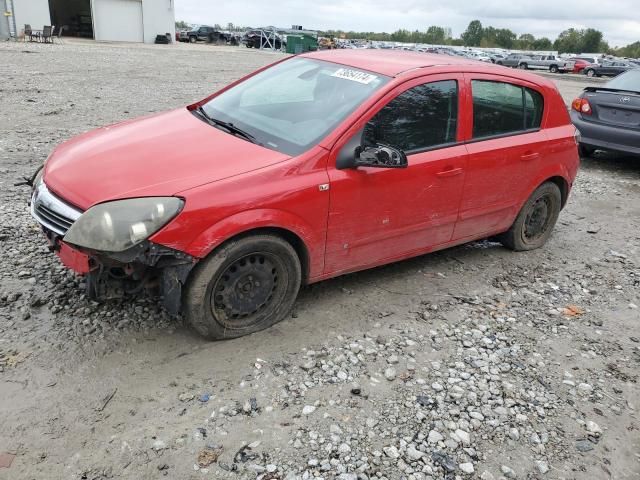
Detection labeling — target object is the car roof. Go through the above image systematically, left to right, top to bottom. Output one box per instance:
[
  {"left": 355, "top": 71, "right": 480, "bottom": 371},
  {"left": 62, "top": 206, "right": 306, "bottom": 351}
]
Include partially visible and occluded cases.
[{"left": 300, "top": 49, "right": 491, "bottom": 77}]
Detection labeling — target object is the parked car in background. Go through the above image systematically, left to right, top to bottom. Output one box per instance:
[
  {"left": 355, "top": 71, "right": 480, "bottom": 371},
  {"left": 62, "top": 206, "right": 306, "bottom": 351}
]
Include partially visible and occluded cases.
[
  {"left": 183, "top": 25, "right": 216, "bottom": 43},
  {"left": 243, "top": 30, "right": 283, "bottom": 49},
  {"left": 30, "top": 50, "right": 579, "bottom": 340},
  {"left": 465, "top": 51, "right": 492, "bottom": 62},
  {"left": 489, "top": 53, "right": 505, "bottom": 63},
  {"left": 497, "top": 54, "right": 532, "bottom": 67},
  {"left": 517, "top": 55, "right": 575, "bottom": 73},
  {"left": 573, "top": 56, "right": 600, "bottom": 65},
  {"left": 571, "top": 58, "right": 590, "bottom": 73},
  {"left": 583, "top": 60, "right": 637, "bottom": 77},
  {"left": 571, "top": 69, "right": 640, "bottom": 156}
]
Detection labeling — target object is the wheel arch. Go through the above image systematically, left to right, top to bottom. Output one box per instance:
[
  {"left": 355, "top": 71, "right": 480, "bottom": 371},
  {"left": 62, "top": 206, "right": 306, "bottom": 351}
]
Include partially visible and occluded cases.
[
  {"left": 545, "top": 175, "right": 569, "bottom": 208},
  {"left": 181, "top": 209, "right": 322, "bottom": 284}
]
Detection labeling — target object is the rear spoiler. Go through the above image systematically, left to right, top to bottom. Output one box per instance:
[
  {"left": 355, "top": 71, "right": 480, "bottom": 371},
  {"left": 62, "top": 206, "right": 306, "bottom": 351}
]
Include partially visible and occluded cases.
[{"left": 584, "top": 86, "right": 640, "bottom": 95}]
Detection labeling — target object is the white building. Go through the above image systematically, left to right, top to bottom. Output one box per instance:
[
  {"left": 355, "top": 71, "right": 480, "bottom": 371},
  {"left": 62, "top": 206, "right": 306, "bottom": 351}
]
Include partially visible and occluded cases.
[{"left": 4, "top": 0, "right": 175, "bottom": 43}]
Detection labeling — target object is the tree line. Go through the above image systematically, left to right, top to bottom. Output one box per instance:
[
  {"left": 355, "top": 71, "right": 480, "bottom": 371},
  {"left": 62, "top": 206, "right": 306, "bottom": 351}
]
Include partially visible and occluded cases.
[{"left": 320, "top": 20, "right": 638, "bottom": 56}]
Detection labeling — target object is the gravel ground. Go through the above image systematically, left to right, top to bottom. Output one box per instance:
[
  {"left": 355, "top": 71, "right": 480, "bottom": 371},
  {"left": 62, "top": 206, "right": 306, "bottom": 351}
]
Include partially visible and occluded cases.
[{"left": 0, "top": 40, "right": 639, "bottom": 480}]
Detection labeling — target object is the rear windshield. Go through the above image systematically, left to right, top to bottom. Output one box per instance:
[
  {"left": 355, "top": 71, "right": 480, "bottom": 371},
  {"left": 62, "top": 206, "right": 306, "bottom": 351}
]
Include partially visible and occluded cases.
[{"left": 605, "top": 69, "right": 640, "bottom": 93}]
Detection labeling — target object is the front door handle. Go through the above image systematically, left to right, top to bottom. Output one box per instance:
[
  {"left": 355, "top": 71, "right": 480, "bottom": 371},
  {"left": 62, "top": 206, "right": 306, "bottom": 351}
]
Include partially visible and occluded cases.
[
  {"left": 521, "top": 152, "right": 540, "bottom": 161},
  {"left": 436, "top": 167, "right": 463, "bottom": 178}
]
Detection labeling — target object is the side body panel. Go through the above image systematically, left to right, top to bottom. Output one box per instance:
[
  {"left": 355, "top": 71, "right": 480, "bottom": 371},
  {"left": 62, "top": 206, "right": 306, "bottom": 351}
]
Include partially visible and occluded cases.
[
  {"left": 453, "top": 73, "right": 566, "bottom": 240},
  {"left": 324, "top": 74, "right": 469, "bottom": 276},
  {"left": 151, "top": 147, "right": 331, "bottom": 280}
]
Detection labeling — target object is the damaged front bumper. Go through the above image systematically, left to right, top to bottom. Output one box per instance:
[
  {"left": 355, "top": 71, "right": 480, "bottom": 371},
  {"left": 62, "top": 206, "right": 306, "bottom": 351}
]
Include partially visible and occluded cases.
[
  {"left": 30, "top": 182, "right": 196, "bottom": 315},
  {"left": 46, "top": 232, "right": 195, "bottom": 315}
]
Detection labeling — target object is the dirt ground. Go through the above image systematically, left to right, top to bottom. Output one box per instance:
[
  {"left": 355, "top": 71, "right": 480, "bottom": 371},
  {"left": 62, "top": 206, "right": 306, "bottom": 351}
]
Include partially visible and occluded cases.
[{"left": 0, "top": 40, "right": 638, "bottom": 480}]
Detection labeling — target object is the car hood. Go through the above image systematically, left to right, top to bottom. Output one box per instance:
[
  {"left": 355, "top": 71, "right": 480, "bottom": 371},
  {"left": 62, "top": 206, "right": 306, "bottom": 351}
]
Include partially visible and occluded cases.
[{"left": 44, "top": 108, "right": 290, "bottom": 210}]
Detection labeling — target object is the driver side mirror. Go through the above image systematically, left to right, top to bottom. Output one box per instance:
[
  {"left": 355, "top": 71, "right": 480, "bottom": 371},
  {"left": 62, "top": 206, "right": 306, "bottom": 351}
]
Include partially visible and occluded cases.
[
  {"left": 336, "top": 127, "right": 408, "bottom": 170},
  {"left": 355, "top": 144, "right": 408, "bottom": 168}
]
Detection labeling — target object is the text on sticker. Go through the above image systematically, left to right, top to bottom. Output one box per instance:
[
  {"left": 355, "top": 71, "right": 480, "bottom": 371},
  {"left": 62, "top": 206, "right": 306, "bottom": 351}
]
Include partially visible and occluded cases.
[{"left": 331, "top": 68, "right": 378, "bottom": 84}]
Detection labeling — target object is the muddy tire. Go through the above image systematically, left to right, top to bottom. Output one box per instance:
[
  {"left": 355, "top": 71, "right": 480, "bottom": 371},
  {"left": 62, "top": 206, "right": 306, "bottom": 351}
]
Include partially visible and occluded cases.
[
  {"left": 498, "top": 182, "right": 561, "bottom": 251},
  {"left": 184, "top": 235, "right": 301, "bottom": 340}
]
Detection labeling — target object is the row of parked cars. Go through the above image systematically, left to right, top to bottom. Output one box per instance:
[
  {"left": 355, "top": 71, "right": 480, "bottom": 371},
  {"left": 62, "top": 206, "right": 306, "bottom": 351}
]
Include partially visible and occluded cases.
[
  {"left": 334, "top": 41, "right": 640, "bottom": 78},
  {"left": 498, "top": 53, "right": 640, "bottom": 77}
]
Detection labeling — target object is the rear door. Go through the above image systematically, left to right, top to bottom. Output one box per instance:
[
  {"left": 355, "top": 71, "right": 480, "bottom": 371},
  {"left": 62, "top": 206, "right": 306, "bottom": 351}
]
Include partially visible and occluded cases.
[{"left": 454, "top": 74, "right": 547, "bottom": 240}]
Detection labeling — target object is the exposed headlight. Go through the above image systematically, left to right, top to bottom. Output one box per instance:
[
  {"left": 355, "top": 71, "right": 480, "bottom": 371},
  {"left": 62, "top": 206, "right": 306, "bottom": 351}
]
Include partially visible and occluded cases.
[{"left": 64, "top": 197, "right": 184, "bottom": 252}]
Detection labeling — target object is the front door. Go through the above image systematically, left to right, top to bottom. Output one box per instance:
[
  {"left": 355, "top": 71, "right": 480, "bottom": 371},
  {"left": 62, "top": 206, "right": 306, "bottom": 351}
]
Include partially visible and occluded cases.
[
  {"left": 453, "top": 74, "right": 547, "bottom": 240},
  {"left": 325, "top": 75, "right": 468, "bottom": 275}
]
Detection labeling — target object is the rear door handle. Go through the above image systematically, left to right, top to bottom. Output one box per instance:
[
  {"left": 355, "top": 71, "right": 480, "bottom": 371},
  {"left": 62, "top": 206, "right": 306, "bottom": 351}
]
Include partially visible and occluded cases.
[
  {"left": 521, "top": 152, "right": 540, "bottom": 161},
  {"left": 436, "top": 167, "right": 463, "bottom": 178}
]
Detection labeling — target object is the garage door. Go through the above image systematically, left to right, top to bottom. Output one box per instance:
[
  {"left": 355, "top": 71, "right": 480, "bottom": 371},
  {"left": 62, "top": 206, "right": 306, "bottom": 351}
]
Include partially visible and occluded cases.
[{"left": 92, "top": 0, "right": 143, "bottom": 42}]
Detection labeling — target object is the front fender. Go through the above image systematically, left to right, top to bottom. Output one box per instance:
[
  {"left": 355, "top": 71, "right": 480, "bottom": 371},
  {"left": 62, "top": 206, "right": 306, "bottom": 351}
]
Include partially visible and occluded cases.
[{"left": 180, "top": 209, "right": 325, "bottom": 280}]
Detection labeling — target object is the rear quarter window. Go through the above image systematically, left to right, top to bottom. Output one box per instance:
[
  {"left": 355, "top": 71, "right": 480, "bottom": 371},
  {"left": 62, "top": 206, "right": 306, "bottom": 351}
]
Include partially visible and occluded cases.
[{"left": 472, "top": 80, "right": 544, "bottom": 138}]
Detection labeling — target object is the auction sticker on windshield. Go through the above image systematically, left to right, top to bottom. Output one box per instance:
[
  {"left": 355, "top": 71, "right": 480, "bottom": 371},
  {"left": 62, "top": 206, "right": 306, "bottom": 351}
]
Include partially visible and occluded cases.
[{"left": 331, "top": 68, "right": 378, "bottom": 84}]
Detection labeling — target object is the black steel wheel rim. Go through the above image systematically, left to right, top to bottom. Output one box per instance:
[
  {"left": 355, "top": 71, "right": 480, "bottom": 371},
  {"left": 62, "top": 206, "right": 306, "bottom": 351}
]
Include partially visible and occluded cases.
[
  {"left": 523, "top": 195, "right": 552, "bottom": 242},
  {"left": 210, "top": 252, "right": 285, "bottom": 329}
]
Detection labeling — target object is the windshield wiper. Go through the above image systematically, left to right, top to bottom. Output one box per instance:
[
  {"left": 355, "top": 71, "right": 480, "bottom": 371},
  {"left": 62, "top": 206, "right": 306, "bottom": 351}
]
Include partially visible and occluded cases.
[{"left": 195, "top": 106, "right": 261, "bottom": 145}]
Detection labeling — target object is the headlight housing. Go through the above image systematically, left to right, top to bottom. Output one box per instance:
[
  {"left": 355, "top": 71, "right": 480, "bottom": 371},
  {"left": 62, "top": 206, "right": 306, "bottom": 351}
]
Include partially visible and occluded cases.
[{"left": 64, "top": 197, "right": 184, "bottom": 252}]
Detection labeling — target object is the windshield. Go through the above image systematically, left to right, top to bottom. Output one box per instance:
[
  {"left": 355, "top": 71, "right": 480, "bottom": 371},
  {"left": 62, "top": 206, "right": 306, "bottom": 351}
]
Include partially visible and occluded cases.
[
  {"left": 201, "top": 58, "right": 389, "bottom": 155},
  {"left": 605, "top": 69, "right": 640, "bottom": 92}
]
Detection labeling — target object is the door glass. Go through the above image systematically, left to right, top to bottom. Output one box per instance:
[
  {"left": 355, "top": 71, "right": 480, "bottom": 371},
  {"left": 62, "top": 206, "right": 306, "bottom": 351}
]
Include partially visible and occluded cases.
[
  {"left": 363, "top": 80, "right": 458, "bottom": 152},
  {"left": 472, "top": 80, "right": 544, "bottom": 138}
]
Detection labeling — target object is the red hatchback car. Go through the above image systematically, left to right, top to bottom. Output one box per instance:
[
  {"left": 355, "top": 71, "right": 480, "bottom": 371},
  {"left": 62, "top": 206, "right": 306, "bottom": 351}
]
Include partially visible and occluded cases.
[{"left": 31, "top": 50, "right": 579, "bottom": 339}]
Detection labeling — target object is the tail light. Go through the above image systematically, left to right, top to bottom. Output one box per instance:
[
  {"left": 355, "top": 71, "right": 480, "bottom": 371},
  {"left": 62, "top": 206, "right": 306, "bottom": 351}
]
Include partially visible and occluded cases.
[{"left": 571, "top": 97, "right": 592, "bottom": 115}]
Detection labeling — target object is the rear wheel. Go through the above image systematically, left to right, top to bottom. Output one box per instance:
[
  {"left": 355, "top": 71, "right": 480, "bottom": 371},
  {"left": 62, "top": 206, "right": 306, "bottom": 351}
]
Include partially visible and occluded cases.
[
  {"left": 519, "top": 63, "right": 528, "bottom": 70},
  {"left": 586, "top": 69, "right": 595, "bottom": 77},
  {"left": 498, "top": 182, "right": 561, "bottom": 251},
  {"left": 184, "top": 235, "right": 301, "bottom": 340}
]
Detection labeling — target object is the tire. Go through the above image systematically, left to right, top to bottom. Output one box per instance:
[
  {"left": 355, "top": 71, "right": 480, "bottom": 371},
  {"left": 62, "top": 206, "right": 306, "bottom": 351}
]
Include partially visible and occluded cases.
[
  {"left": 189, "top": 36, "right": 196, "bottom": 43},
  {"left": 496, "top": 61, "right": 503, "bottom": 65},
  {"left": 519, "top": 63, "right": 528, "bottom": 70},
  {"left": 549, "top": 65, "right": 559, "bottom": 73},
  {"left": 586, "top": 69, "right": 595, "bottom": 77},
  {"left": 579, "top": 144, "right": 595, "bottom": 157},
  {"left": 498, "top": 182, "right": 562, "bottom": 251},
  {"left": 184, "top": 235, "right": 301, "bottom": 340}
]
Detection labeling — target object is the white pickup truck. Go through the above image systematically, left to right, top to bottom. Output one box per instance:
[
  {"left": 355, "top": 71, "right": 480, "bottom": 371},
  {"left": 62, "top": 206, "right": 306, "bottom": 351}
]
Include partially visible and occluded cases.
[{"left": 517, "top": 55, "right": 575, "bottom": 73}]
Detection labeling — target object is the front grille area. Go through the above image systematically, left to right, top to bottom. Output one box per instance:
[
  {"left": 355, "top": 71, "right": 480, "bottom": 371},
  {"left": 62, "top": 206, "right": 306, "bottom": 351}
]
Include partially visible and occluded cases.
[
  {"left": 31, "top": 181, "right": 82, "bottom": 236},
  {"left": 35, "top": 203, "right": 74, "bottom": 234}
]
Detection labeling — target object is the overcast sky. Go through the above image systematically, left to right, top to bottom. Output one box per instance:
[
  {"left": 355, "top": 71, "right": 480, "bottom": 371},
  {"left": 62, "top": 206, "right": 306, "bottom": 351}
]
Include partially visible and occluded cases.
[{"left": 175, "top": 0, "right": 639, "bottom": 48}]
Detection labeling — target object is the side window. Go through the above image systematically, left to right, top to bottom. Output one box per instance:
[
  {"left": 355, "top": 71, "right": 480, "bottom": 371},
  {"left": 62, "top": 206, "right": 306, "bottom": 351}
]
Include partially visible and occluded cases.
[
  {"left": 364, "top": 80, "right": 458, "bottom": 152},
  {"left": 471, "top": 80, "right": 544, "bottom": 138},
  {"left": 524, "top": 88, "right": 544, "bottom": 130}
]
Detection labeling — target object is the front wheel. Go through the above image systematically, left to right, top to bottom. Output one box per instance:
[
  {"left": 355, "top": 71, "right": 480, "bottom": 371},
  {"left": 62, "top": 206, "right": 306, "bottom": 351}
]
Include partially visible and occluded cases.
[
  {"left": 189, "top": 36, "right": 196, "bottom": 43},
  {"left": 519, "top": 63, "right": 528, "bottom": 70},
  {"left": 549, "top": 65, "right": 559, "bottom": 73},
  {"left": 586, "top": 69, "right": 595, "bottom": 77},
  {"left": 498, "top": 182, "right": 561, "bottom": 251},
  {"left": 184, "top": 235, "right": 301, "bottom": 340}
]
